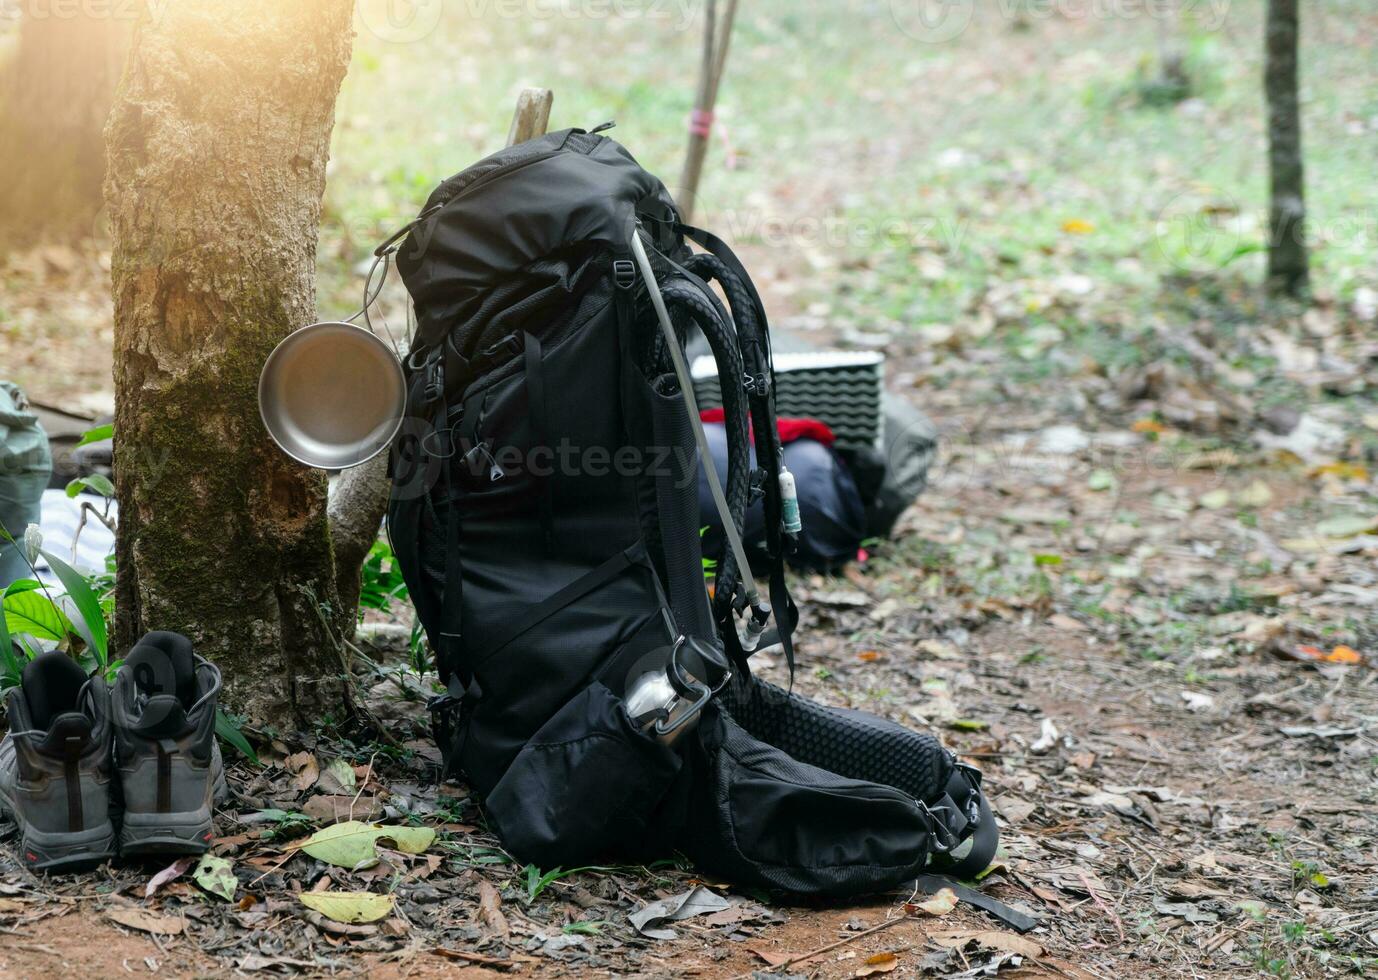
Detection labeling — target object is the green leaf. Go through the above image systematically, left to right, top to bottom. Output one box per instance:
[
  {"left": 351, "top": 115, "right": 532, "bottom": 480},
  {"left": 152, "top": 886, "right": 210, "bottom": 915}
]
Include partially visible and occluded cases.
[
  {"left": 75, "top": 423, "right": 113, "bottom": 449},
  {"left": 1087, "top": 469, "right": 1115, "bottom": 492},
  {"left": 65, "top": 474, "right": 115, "bottom": 499},
  {"left": 1198, "top": 489, "right": 1231, "bottom": 510},
  {"left": 1314, "top": 514, "right": 1377, "bottom": 539},
  {"left": 39, "top": 550, "right": 107, "bottom": 663},
  {"left": 1032, "top": 553, "right": 1062, "bottom": 566},
  {"left": 3, "top": 579, "right": 42, "bottom": 598},
  {"left": 3, "top": 589, "right": 72, "bottom": 642},
  {"left": 0, "top": 593, "right": 21, "bottom": 689},
  {"left": 215, "top": 709, "right": 259, "bottom": 764},
  {"left": 947, "top": 718, "right": 990, "bottom": 732},
  {"left": 321, "top": 757, "right": 357, "bottom": 793},
  {"left": 299, "top": 820, "right": 435, "bottom": 870},
  {"left": 193, "top": 854, "right": 238, "bottom": 901},
  {"left": 299, "top": 891, "right": 394, "bottom": 924}
]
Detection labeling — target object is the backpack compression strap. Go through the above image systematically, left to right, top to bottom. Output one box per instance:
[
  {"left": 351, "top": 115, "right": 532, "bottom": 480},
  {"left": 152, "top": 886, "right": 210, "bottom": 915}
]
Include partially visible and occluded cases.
[
  {"left": 674, "top": 224, "right": 800, "bottom": 676},
  {"left": 629, "top": 232, "right": 755, "bottom": 589}
]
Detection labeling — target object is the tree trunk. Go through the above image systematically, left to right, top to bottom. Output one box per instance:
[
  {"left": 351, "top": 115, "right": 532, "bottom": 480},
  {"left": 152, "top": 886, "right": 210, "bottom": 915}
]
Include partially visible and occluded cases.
[
  {"left": 105, "top": 0, "right": 355, "bottom": 727},
  {"left": 1264, "top": 0, "right": 1309, "bottom": 297},
  {"left": 0, "top": 9, "right": 131, "bottom": 248},
  {"left": 329, "top": 459, "right": 393, "bottom": 628}
]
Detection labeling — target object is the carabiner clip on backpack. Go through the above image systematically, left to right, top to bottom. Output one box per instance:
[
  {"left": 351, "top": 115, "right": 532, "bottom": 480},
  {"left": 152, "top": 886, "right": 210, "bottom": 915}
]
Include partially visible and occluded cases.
[{"left": 384, "top": 128, "right": 999, "bottom": 899}]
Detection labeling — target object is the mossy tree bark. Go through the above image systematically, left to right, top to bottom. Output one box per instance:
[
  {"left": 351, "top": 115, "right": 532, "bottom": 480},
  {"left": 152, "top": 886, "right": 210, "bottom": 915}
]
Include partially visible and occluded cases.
[
  {"left": 1264, "top": 0, "right": 1309, "bottom": 297},
  {"left": 105, "top": 1, "right": 356, "bottom": 727},
  {"left": 0, "top": 8, "right": 131, "bottom": 248}
]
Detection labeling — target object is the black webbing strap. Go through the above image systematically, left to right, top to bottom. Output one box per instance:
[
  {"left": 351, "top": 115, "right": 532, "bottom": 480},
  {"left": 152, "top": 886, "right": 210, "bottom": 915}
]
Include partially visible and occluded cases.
[
  {"left": 523, "top": 331, "right": 555, "bottom": 550},
  {"left": 648, "top": 372, "right": 719, "bottom": 644},
  {"left": 438, "top": 392, "right": 464, "bottom": 689},
  {"left": 479, "top": 544, "right": 643, "bottom": 657},
  {"left": 431, "top": 673, "right": 481, "bottom": 781},
  {"left": 63, "top": 736, "right": 85, "bottom": 831},
  {"left": 929, "top": 765, "right": 1000, "bottom": 881},
  {"left": 912, "top": 874, "right": 1042, "bottom": 934}
]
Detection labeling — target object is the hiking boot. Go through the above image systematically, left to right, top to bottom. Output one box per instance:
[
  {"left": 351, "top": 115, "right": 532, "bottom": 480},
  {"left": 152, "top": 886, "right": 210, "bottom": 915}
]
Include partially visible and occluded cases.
[
  {"left": 112, "top": 631, "right": 225, "bottom": 856},
  {"left": 0, "top": 652, "right": 116, "bottom": 871}
]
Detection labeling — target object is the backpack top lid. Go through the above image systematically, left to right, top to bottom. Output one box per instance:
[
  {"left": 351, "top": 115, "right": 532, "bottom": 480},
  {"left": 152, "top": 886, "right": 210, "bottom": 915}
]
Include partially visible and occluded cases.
[{"left": 397, "top": 128, "right": 680, "bottom": 352}]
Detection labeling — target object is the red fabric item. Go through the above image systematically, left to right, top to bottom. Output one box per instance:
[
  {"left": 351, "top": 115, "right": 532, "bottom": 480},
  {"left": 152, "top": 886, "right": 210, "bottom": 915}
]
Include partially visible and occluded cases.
[{"left": 699, "top": 408, "right": 836, "bottom": 447}]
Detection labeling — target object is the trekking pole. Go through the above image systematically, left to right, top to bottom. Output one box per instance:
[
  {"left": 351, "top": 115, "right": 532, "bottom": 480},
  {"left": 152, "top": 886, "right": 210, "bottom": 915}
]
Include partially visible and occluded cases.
[{"left": 628, "top": 232, "right": 769, "bottom": 649}]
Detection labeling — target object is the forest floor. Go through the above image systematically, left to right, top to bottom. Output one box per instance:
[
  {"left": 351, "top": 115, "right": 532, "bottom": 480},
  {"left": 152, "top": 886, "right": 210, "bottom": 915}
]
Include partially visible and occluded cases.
[
  {"left": 2, "top": 3, "right": 1378, "bottom": 978},
  {"left": 1, "top": 251, "right": 1376, "bottom": 980}
]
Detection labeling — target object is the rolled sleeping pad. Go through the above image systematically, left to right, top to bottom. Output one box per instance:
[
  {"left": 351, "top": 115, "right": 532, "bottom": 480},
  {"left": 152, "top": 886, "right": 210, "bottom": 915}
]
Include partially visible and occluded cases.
[
  {"left": 0, "top": 383, "right": 53, "bottom": 589},
  {"left": 697, "top": 420, "right": 865, "bottom": 570}
]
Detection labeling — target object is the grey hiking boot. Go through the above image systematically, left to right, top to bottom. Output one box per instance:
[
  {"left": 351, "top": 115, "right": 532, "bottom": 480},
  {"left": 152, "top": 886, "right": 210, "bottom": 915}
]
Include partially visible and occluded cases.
[
  {"left": 112, "top": 631, "right": 226, "bottom": 856},
  {"left": 0, "top": 652, "right": 116, "bottom": 872}
]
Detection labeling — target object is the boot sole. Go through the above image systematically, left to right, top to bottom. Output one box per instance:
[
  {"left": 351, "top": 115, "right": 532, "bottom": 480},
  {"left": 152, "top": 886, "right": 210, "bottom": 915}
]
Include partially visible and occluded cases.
[{"left": 21, "top": 821, "right": 118, "bottom": 872}]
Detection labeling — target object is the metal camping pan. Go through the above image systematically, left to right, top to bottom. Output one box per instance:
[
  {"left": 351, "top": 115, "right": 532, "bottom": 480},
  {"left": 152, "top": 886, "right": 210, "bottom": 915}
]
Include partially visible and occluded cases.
[{"left": 257, "top": 321, "right": 406, "bottom": 469}]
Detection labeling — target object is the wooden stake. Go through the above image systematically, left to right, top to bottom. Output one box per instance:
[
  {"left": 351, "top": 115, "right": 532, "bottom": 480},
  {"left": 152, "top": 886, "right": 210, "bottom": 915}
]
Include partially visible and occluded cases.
[
  {"left": 678, "top": 0, "right": 739, "bottom": 222},
  {"left": 506, "top": 87, "right": 554, "bottom": 147}
]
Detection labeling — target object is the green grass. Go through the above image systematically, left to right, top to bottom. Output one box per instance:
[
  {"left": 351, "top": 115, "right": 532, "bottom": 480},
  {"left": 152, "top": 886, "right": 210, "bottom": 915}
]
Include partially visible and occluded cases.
[{"left": 317, "top": 0, "right": 1378, "bottom": 391}]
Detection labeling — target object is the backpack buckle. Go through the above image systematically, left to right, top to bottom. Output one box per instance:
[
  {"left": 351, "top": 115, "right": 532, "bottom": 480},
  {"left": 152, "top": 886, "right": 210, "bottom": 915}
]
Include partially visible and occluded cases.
[
  {"left": 613, "top": 259, "right": 637, "bottom": 289},
  {"left": 417, "top": 349, "right": 444, "bottom": 406},
  {"left": 917, "top": 797, "right": 960, "bottom": 854}
]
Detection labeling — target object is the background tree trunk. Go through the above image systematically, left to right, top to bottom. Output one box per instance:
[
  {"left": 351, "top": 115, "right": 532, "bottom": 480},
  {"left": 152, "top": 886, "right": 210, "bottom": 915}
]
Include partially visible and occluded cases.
[
  {"left": 105, "top": 0, "right": 355, "bottom": 727},
  {"left": 1264, "top": 0, "right": 1309, "bottom": 296},
  {"left": 0, "top": 8, "right": 131, "bottom": 248}
]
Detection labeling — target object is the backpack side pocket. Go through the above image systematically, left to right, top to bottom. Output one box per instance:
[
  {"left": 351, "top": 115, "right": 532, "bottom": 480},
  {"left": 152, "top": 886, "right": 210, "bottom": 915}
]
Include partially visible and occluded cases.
[{"left": 485, "top": 681, "right": 683, "bottom": 868}]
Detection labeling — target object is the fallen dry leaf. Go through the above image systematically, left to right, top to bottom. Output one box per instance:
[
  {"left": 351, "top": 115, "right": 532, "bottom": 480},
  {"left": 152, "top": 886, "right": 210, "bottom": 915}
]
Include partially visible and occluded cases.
[
  {"left": 1294, "top": 644, "right": 1364, "bottom": 665},
  {"left": 284, "top": 751, "right": 319, "bottom": 793},
  {"left": 301, "top": 794, "right": 385, "bottom": 823},
  {"left": 144, "top": 856, "right": 195, "bottom": 898},
  {"left": 478, "top": 880, "right": 510, "bottom": 940},
  {"left": 908, "top": 887, "right": 958, "bottom": 916},
  {"left": 300, "top": 891, "right": 394, "bottom": 924},
  {"left": 107, "top": 907, "right": 185, "bottom": 936},
  {"left": 930, "top": 929, "right": 1044, "bottom": 958},
  {"left": 747, "top": 946, "right": 797, "bottom": 967},
  {"left": 856, "top": 950, "right": 899, "bottom": 976}
]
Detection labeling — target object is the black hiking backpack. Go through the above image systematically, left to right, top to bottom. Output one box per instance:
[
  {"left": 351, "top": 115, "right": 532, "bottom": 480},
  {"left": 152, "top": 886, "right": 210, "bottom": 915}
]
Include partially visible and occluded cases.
[{"left": 385, "top": 127, "right": 997, "bottom": 896}]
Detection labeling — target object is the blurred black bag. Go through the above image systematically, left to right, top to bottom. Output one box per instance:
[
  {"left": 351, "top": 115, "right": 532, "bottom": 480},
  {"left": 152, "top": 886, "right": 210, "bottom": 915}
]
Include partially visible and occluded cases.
[{"left": 385, "top": 127, "right": 997, "bottom": 895}]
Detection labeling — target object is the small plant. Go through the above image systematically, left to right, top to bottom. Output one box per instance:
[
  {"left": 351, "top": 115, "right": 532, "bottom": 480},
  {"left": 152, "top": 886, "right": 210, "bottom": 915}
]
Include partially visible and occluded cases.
[
  {"left": 0, "top": 524, "right": 111, "bottom": 685},
  {"left": 358, "top": 539, "right": 409, "bottom": 614},
  {"left": 256, "top": 808, "right": 315, "bottom": 842},
  {"left": 520, "top": 864, "right": 608, "bottom": 904},
  {"left": 562, "top": 920, "right": 607, "bottom": 936}
]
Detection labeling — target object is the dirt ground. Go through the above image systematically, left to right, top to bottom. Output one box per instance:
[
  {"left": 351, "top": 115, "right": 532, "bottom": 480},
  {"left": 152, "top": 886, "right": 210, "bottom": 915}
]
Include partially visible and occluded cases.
[{"left": 2, "top": 228, "right": 1375, "bottom": 979}]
